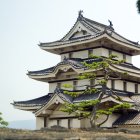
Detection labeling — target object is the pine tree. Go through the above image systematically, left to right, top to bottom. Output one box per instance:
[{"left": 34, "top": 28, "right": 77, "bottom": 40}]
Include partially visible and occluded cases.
[
  {"left": 137, "top": 0, "right": 140, "bottom": 13},
  {"left": 61, "top": 55, "right": 132, "bottom": 128},
  {"left": 0, "top": 112, "right": 8, "bottom": 127}
]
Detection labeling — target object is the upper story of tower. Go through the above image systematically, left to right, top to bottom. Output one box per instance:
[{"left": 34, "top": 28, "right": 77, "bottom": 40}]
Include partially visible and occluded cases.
[{"left": 39, "top": 11, "right": 140, "bottom": 64}]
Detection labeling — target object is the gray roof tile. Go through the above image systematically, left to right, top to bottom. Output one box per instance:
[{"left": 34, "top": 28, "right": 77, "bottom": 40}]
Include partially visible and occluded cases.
[{"left": 113, "top": 112, "right": 140, "bottom": 125}]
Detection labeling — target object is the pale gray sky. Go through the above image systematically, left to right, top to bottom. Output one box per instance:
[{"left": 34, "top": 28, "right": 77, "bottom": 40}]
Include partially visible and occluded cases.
[{"left": 0, "top": 0, "right": 140, "bottom": 122}]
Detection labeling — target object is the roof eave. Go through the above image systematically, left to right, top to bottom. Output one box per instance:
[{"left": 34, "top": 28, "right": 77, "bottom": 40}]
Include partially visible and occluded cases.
[
  {"left": 39, "top": 33, "right": 140, "bottom": 55},
  {"left": 12, "top": 104, "right": 41, "bottom": 111}
]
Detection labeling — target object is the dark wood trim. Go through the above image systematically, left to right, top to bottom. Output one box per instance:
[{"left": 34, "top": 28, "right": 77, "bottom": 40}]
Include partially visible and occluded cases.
[
  {"left": 60, "top": 45, "right": 132, "bottom": 56},
  {"left": 49, "top": 76, "right": 140, "bottom": 85},
  {"left": 48, "top": 78, "right": 77, "bottom": 83},
  {"left": 111, "top": 80, "right": 115, "bottom": 90},
  {"left": 123, "top": 81, "right": 127, "bottom": 92},
  {"left": 135, "top": 83, "right": 138, "bottom": 93},
  {"left": 49, "top": 116, "right": 78, "bottom": 120},
  {"left": 44, "top": 117, "right": 47, "bottom": 127}
]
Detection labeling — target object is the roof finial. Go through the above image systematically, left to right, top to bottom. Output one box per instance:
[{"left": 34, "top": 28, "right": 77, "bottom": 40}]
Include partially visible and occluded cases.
[
  {"left": 78, "top": 10, "right": 83, "bottom": 19},
  {"left": 108, "top": 20, "right": 113, "bottom": 28}
]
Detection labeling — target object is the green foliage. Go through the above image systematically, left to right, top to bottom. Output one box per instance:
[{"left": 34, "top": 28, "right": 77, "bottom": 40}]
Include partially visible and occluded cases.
[
  {"left": 137, "top": 0, "right": 140, "bottom": 13},
  {"left": 89, "top": 54, "right": 100, "bottom": 59},
  {"left": 109, "top": 54, "right": 118, "bottom": 59},
  {"left": 61, "top": 55, "right": 131, "bottom": 128},
  {"left": 78, "top": 73, "right": 96, "bottom": 80},
  {"left": 98, "top": 79, "right": 107, "bottom": 85},
  {"left": 62, "top": 84, "right": 73, "bottom": 88},
  {"left": 84, "top": 88, "right": 99, "bottom": 94},
  {"left": 64, "top": 91, "right": 82, "bottom": 97},
  {"left": 61, "top": 100, "right": 100, "bottom": 117},
  {"left": 108, "top": 103, "right": 132, "bottom": 112},
  {"left": 0, "top": 112, "right": 8, "bottom": 127}
]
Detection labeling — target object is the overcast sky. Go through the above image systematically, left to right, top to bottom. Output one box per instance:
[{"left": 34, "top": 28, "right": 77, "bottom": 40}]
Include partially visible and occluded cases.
[{"left": 0, "top": 0, "right": 140, "bottom": 122}]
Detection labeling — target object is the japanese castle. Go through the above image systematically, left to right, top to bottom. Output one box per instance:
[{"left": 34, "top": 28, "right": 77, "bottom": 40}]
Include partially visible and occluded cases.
[{"left": 12, "top": 12, "right": 140, "bottom": 129}]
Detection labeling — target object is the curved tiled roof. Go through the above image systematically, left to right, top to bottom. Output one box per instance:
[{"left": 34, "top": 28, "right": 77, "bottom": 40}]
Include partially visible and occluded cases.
[
  {"left": 39, "top": 15, "right": 140, "bottom": 49},
  {"left": 27, "top": 57, "right": 140, "bottom": 76},
  {"left": 27, "top": 58, "right": 86, "bottom": 76},
  {"left": 12, "top": 88, "right": 140, "bottom": 109},
  {"left": 13, "top": 94, "right": 52, "bottom": 107},
  {"left": 113, "top": 112, "right": 140, "bottom": 126}
]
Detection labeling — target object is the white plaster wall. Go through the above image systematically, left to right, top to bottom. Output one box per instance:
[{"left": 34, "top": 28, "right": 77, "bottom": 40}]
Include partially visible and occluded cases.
[
  {"left": 73, "top": 31, "right": 84, "bottom": 38},
  {"left": 93, "top": 48, "right": 102, "bottom": 56},
  {"left": 101, "top": 48, "right": 109, "bottom": 57},
  {"left": 72, "top": 50, "right": 88, "bottom": 59},
  {"left": 112, "top": 51, "right": 123, "bottom": 60},
  {"left": 61, "top": 53, "right": 69, "bottom": 61},
  {"left": 126, "top": 55, "right": 132, "bottom": 63},
  {"left": 77, "top": 79, "right": 90, "bottom": 90},
  {"left": 107, "top": 80, "right": 111, "bottom": 88},
  {"left": 115, "top": 80, "right": 123, "bottom": 90},
  {"left": 127, "top": 82, "right": 135, "bottom": 92},
  {"left": 49, "top": 83, "right": 57, "bottom": 93},
  {"left": 138, "top": 84, "right": 140, "bottom": 94},
  {"left": 51, "top": 111, "right": 70, "bottom": 117},
  {"left": 101, "top": 113, "right": 120, "bottom": 127},
  {"left": 36, "top": 117, "right": 44, "bottom": 130},
  {"left": 71, "top": 118, "right": 81, "bottom": 128},
  {"left": 81, "top": 118, "right": 91, "bottom": 128},
  {"left": 60, "top": 119, "right": 68, "bottom": 128},
  {"left": 48, "top": 120, "right": 57, "bottom": 128}
]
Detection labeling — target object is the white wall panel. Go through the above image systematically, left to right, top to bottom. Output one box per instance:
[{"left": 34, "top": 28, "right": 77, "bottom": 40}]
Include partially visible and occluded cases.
[
  {"left": 72, "top": 50, "right": 88, "bottom": 58},
  {"left": 115, "top": 80, "right": 123, "bottom": 90},
  {"left": 127, "top": 82, "right": 135, "bottom": 92},
  {"left": 36, "top": 117, "right": 44, "bottom": 130}
]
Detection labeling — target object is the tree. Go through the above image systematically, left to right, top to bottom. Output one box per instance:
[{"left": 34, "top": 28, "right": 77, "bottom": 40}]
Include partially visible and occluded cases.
[
  {"left": 137, "top": 0, "right": 140, "bottom": 13},
  {"left": 61, "top": 55, "right": 132, "bottom": 128},
  {"left": 0, "top": 112, "right": 8, "bottom": 127}
]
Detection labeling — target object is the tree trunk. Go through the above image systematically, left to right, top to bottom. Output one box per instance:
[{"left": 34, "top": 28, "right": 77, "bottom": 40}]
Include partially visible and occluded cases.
[
  {"left": 90, "top": 105, "right": 98, "bottom": 129},
  {"left": 98, "top": 114, "right": 109, "bottom": 127}
]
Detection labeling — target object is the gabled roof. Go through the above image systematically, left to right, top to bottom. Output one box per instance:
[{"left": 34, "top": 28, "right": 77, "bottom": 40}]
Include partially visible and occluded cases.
[
  {"left": 39, "top": 13, "right": 140, "bottom": 55},
  {"left": 60, "top": 13, "right": 114, "bottom": 41},
  {"left": 27, "top": 57, "right": 140, "bottom": 81},
  {"left": 27, "top": 58, "right": 85, "bottom": 76},
  {"left": 12, "top": 88, "right": 140, "bottom": 112},
  {"left": 12, "top": 94, "right": 52, "bottom": 111}
]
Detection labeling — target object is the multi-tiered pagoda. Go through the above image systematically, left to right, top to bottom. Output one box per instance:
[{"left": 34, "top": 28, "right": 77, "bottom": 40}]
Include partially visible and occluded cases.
[{"left": 12, "top": 12, "right": 140, "bottom": 129}]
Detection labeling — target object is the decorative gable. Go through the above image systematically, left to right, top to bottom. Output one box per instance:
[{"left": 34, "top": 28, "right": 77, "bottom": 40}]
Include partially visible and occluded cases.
[{"left": 62, "top": 21, "right": 95, "bottom": 41}]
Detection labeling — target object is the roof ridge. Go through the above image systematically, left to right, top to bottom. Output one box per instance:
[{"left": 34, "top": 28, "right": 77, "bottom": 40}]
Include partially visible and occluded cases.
[
  {"left": 83, "top": 17, "right": 113, "bottom": 30},
  {"left": 112, "top": 30, "right": 139, "bottom": 46}
]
